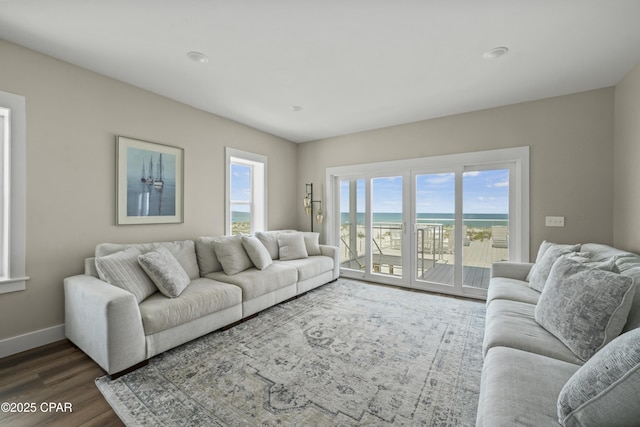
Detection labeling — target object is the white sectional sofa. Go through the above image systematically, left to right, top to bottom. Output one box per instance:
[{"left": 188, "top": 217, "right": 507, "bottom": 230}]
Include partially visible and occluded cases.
[
  {"left": 64, "top": 231, "right": 339, "bottom": 377},
  {"left": 477, "top": 241, "right": 640, "bottom": 426}
]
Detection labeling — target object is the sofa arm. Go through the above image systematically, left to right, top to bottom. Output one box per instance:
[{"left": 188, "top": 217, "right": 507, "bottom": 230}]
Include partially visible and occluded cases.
[
  {"left": 320, "top": 245, "right": 340, "bottom": 280},
  {"left": 490, "top": 261, "right": 534, "bottom": 281},
  {"left": 64, "top": 275, "right": 146, "bottom": 375}
]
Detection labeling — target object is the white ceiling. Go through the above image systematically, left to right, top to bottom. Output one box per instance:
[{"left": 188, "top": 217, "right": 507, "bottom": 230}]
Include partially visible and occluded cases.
[{"left": 1, "top": 1, "right": 640, "bottom": 143}]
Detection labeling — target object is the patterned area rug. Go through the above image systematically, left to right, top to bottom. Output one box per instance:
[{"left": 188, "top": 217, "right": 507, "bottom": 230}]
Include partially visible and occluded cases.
[{"left": 96, "top": 279, "right": 486, "bottom": 426}]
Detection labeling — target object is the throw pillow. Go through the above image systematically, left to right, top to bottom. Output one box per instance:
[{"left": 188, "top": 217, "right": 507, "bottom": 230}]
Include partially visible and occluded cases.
[
  {"left": 255, "top": 230, "right": 296, "bottom": 260},
  {"left": 278, "top": 232, "right": 308, "bottom": 261},
  {"left": 302, "top": 232, "right": 322, "bottom": 256},
  {"left": 212, "top": 235, "right": 254, "bottom": 275},
  {"left": 241, "top": 235, "right": 273, "bottom": 270},
  {"left": 195, "top": 237, "right": 224, "bottom": 276},
  {"left": 162, "top": 240, "right": 200, "bottom": 280},
  {"left": 527, "top": 245, "right": 576, "bottom": 292},
  {"left": 95, "top": 247, "right": 157, "bottom": 303},
  {"left": 138, "top": 247, "right": 190, "bottom": 298},
  {"left": 535, "top": 257, "right": 635, "bottom": 361},
  {"left": 557, "top": 328, "right": 640, "bottom": 427}
]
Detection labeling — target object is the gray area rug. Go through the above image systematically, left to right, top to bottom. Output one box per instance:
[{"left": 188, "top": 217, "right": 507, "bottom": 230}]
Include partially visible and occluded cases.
[{"left": 96, "top": 279, "right": 486, "bottom": 426}]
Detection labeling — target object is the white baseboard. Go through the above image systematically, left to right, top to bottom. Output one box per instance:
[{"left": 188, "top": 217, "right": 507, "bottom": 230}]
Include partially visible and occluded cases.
[{"left": 0, "top": 324, "right": 65, "bottom": 359}]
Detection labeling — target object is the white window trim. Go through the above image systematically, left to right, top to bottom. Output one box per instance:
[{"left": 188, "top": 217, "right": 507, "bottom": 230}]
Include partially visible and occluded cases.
[
  {"left": 0, "top": 90, "right": 28, "bottom": 294},
  {"left": 326, "top": 146, "right": 530, "bottom": 263},
  {"left": 225, "top": 147, "right": 267, "bottom": 235}
]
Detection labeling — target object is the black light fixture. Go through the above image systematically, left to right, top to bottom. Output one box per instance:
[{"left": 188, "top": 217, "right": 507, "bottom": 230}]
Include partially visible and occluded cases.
[{"left": 304, "top": 183, "right": 324, "bottom": 232}]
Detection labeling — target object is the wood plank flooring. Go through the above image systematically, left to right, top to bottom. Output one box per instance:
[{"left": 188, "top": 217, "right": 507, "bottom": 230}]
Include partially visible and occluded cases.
[{"left": 0, "top": 340, "right": 122, "bottom": 427}]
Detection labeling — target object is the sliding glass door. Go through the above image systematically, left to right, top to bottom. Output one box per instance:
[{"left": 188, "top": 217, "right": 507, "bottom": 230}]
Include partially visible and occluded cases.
[
  {"left": 329, "top": 147, "right": 528, "bottom": 300},
  {"left": 339, "top": 174, "right": 409, "bottom": 286}
]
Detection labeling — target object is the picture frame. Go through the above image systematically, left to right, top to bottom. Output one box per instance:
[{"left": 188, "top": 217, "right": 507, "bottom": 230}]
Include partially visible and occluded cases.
[{"left": 116, "top": 136, "right": 184, "bottom": 225}]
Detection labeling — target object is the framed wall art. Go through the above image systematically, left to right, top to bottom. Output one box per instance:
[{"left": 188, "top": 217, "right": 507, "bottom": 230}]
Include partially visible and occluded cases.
[{"left": 116, "top": 136, "right": 184, "bottom": 225}]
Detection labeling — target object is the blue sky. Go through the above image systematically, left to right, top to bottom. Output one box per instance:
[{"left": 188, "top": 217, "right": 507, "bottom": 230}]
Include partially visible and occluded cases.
[{"left": 341, "top": 169, "right": 509, "bottom": 214}]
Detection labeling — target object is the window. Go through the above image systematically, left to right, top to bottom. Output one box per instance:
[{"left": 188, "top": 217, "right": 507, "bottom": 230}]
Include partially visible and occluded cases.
[
  {"left": 0, "top": 90, "right": 28, "bottom": 294},
  {"left": 225, "top": 147, "right": 267, "bottom": 235},
  {"left": 327, "top": 147, "right": 529, "bottom": 299}
]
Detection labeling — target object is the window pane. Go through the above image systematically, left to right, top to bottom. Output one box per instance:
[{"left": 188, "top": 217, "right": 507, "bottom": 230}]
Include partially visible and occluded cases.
[
  {"left": 230, "top": 163, "right": 252, "bottom": 235},
  {"left": 462, "top": 169, "right": 510, "bottom": 289},
  {"left": 415, "top": 173, "right": 455, "bottom": 285},
  {"left": 371, "top": 176, "right": 403, "bottom": 277},
  {"left": 339, "top": 179, "right": 365, "bottom": 271},
  {"left": 231, "top": 203, "right": 251, "bottom": 235}
]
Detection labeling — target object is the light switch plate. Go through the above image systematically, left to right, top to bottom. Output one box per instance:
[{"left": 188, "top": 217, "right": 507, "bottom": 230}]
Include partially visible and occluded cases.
[{"left": 545, "top": 216, "right": 565, "bottom": 227}]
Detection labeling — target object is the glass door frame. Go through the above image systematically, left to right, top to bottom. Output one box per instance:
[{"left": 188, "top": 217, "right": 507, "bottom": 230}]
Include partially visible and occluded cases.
[
  {"left": 325, "top": 147, "right": 529, "bottom": 300},
  {"left": 336, "top": 172, "right": 411, "bottom": 288}
]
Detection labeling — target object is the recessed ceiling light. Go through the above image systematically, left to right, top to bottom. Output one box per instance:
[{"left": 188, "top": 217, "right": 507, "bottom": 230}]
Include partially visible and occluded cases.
[
  {"left": 483, "top": 46, "right": 509, "bottom": 60},
  {"left": 186, "top": 51, "right": 209, "bottom": 64},
  {"left": 290, "top": 105, "right": 303, "bottom": 112}
]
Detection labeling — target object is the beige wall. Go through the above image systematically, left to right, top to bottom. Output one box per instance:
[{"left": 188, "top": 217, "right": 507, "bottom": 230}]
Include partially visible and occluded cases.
[
  {"left": 0, "top": 34, "right": 627, "bottom": 349},
  {"left": 0, "top": 39, "right": 298, "bottom": 342},
  {"left": 614, "top": 64, "right": 640, "bottom": 252},
  {"left": 298, "top": 88, "right": 615, "bottom": 258}
]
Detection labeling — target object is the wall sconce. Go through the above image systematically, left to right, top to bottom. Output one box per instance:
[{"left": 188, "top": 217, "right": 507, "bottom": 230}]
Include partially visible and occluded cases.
[{"left": 304, "top": 183, "right": 324, "bottom": 232}]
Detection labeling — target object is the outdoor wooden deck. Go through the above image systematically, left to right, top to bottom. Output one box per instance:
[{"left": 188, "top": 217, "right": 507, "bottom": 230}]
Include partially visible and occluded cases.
[{"left": 340, "top": 239, "right": 508, "bottom": 290}]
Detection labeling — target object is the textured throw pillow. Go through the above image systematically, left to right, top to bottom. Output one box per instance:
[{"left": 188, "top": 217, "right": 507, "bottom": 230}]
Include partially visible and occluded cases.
[
  {"left": 255, "top": 230, "right": 295, "bottom": 260},
  {"left": 278, "top": 232, "right": 308, "bottom": 261},
  {"left": 302, "top": 232, "right": 322, "bottom": 256},
  {"left": 212, "top": 235, "right": 254, "bottom": 275},
  {"left": 241, "top": 235, "right": 273, "bottom": 270},
  {"left": 195, "top": 237, "right": 224, "bottom": 276},
  {"left": 162, "top": 240, "right": 200, "bottom": 280},
  {"left": 527, "top": 246, "right": 576, "bottom": 292},
  {"left": 95, "top": 247, "right": 157, "bottom": 303},
  {"left": 138, "top": 247, "right": 190, "bottom": 298},
  {"left": 535, "top": 257, "right": 635, "bottom": 361},
  {"left": 557, "top": 328, "right": 640, "bottom": 427}
]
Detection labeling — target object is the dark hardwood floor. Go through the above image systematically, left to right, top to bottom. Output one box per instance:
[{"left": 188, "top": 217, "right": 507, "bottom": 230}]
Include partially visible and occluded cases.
[{"left": 0, "top": 340, "right": 123, "bottom": 427}]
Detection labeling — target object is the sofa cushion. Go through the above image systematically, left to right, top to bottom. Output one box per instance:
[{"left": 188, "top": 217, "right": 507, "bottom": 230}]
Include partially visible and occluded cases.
[
  {"left": 255, "top": 230, "right": 296, "bottom": 260},
  {"left": 278, "top": 232, "right": 308, "bottom": 261},
  {"left": 302, "top": 232, "right": 322, "bottom": 256},
  {"left": 211, "top": 235, "right": 254, "bottom": 275},
  {"left": 241, "top": 235, "right": 273, "bottom": 270},
  {"left": 96, "top": 240, "right": 200, "bottom": 280},
  {"left": 533, "top": 240, "right": 581, "bottom": 263},
  {"left": 580, "top": 243, "right": 636, "bottom": 262},
  {"left": 527, "top": 245, "right": 576, "bottom": 292},
  {"left": 95, "top": 247, "right": 157, "bottom": 303},
  {"left": 138, "top": 247, "right": 190, "bottom": 298},
  {"left": 275, "top": 255, "right": 334, "bottom": 282},
  {"left": 535, "top": 257, "right": 635, "bottom": 361},
  {"left": 205, "top": 263, "right": 297, "bottom": 301},
  {"left": 486, "top": 277, "right": 540, "bottom": 305},
  {"left": 139, "top": 278, "right": 241, "bottom": 335},
  {"left": 484, "top": 299, "right": 583, "bottom": 364},
  {"left": 557, "top": 328, "right": 640, "bottom": 427},
  {"left": 477, "top": 346, "right": 579, "bottom": 427}
]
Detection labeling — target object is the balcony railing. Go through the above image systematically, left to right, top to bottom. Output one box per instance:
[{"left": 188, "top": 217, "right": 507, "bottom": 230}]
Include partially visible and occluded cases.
[{"left": 340, "top": 221, "right": 509, "bottom": 289}]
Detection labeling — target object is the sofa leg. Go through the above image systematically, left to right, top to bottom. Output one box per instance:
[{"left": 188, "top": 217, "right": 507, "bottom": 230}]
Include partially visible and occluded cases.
[{"left": 109, "top": 360, "right": 149, "bottom": 380}]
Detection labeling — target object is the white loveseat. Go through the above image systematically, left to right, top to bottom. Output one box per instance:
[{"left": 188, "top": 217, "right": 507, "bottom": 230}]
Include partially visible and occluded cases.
[
  {"left": 64, "top": 231, "right": 339, "bottom": 377},
  {"left": 476, "top": 242, "right": 640, "bottom": 426}
]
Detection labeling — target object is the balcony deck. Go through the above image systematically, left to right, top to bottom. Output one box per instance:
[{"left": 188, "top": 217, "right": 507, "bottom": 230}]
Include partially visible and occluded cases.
[{"left": 340, "top": 238, "right": 508, "bottom": 290}]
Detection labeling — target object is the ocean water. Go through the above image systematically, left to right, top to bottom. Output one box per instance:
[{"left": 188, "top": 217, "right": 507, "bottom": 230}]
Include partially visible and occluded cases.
[
  {"left": 230, "top": 211, "right": 508, "bottom": 228},
  {"left": 231, "top": 211, "right": 251, "bottom": 223},
  {"left": 341, "top": 212, "right": 508, "bottom": 228}
]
